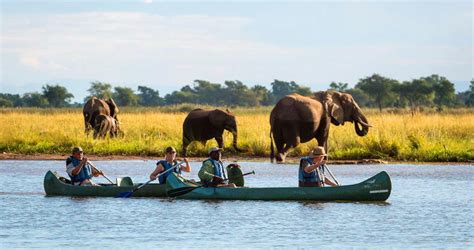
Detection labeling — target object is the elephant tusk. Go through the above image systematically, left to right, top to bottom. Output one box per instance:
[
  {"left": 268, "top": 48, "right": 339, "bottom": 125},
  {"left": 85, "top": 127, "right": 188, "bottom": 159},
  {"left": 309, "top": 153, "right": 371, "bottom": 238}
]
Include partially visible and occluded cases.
[{"left": 356, "top": 119, "right": 372, "bottom": 127}]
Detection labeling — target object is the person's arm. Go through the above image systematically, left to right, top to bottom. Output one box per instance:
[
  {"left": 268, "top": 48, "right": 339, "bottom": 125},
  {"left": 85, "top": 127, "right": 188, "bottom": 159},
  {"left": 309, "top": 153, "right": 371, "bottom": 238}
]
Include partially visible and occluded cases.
[
  {"left": 69, "top": 157, "right": 88, "bottom": 176},
  {"left": 179, "top": 158, "right": 191, "bottom": 172},
  {"left": 304, "top": 159, "right": 323, "bottom": 173},
  {"left": 198, "top": 161, "right": 215, "bottom": 182},
  {"left": 89, "top": 162, "right": 103, "bottom": 177},
  {"left": 150, "top": 163, "right": 165, "bottom": 180},
  {"left": 324, "top": 177, "right": 338, "bottom": 187}
]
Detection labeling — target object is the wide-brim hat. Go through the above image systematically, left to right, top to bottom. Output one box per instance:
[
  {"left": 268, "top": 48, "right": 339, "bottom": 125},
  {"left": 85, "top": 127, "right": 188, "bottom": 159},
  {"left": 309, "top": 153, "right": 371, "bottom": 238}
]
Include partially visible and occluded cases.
[
  {"left": 72, "top": 146, "right": 83, "bottom": 154},
  {"left": 165, "top": 146, "right": 177, "bottom": 153},
  {"left": 308, "top": 146, "right": 327, "bottom": 158},
  {"left": 208, "top": 147, "right": 223, "bottom": 154}
]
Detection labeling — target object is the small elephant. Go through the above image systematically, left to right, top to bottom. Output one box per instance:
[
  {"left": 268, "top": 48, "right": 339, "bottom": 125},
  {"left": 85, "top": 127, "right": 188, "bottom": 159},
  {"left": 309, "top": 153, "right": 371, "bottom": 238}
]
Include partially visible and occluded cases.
[
  {"left": 270, "top": 91, "right": 371, "bottom": 162},
  {"left": 83, "top": 96, "right": 119, "bottom": 135},
  {"left": 182, "top": 108, "right": 241, "bottom": 156},
  {"left": 93, "top": 114, "right": 118, "bottom": 139}
]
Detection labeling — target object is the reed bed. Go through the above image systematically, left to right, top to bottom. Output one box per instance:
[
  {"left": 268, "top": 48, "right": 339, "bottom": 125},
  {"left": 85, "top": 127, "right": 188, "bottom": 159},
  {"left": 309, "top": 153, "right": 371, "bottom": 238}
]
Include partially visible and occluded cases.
[{"left": 0, "top": 107, "right": 472, "bottom": 162}]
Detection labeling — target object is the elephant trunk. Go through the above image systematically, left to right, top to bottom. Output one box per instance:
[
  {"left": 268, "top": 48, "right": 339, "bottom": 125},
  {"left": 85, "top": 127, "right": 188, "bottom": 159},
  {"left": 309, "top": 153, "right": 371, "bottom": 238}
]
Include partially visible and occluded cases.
[{"left": 354, "top": 109, "right": 370, "bottom": 136}]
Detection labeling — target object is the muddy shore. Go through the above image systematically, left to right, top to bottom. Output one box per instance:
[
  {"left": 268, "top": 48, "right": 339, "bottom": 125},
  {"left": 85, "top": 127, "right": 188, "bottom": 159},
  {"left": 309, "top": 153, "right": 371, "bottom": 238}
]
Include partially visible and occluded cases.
[{"left": 1, "top": 152, "right": 472, "bottom": 165}]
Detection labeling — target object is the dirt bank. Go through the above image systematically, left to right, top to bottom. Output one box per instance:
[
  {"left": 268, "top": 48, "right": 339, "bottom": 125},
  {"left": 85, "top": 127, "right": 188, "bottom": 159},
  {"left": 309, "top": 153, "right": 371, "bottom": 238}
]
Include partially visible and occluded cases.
[{"left": 1, "top": 152, "right": 472, "bottom": 165}]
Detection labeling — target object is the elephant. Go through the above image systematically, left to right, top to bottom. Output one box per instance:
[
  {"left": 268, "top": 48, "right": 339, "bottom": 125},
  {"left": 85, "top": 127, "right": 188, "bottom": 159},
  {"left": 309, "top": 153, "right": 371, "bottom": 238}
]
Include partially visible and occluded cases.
[
  {"left": 270, "top": 91, "right": 371, "bottom": 162},
  {"left": 83, "top": 96, "right": 119, "bottom": 136},
  {"left": 182, "top": 108, "right": 242, "bottom": 156},
  {"left": 93, "top": 114, "right": 118, "bottom": 139}
]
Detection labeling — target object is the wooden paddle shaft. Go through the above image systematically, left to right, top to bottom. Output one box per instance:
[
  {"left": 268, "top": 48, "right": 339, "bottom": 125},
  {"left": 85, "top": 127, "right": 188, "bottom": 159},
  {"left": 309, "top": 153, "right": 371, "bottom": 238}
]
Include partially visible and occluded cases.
[
  {"left": 87, "top": 161, "right": 114, "bottom": 184},
  {"left": 133, "top": 161, "right": 184, "bottom": 191}
]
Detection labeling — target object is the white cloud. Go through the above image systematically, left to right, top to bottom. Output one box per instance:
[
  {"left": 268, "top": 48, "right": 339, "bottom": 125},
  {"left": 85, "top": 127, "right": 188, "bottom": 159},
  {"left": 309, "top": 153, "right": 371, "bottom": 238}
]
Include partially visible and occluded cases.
[{"left": 1, "top": 8, "right": 471, "bottom": 95}]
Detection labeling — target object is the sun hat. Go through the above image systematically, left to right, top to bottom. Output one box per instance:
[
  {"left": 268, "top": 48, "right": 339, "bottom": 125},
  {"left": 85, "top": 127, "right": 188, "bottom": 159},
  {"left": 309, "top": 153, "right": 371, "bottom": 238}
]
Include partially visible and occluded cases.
[
  {"left": 72, "top": 146, "right": 83, "bottom": 154},
  {"left": 165, "top": 146, "right": 177, "bottom": 153},
  {"left": 308, "top": 146, "right": 327, "bottom": 158},
  {"left": 208, "top": 147, "right": 223, "bottom": 154}
]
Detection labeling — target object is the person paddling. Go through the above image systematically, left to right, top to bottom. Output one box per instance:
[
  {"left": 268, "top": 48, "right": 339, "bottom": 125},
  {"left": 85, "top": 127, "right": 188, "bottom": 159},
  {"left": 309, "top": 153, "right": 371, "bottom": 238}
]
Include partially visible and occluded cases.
[
  {"left": 66, "top": 146, "right": 103, "bottom": 186},
  {"left": 150, "top": 146, "right": 191, "bottom": 184},
  {"left": 299, "top": 146, "right": 338, "bottom": 187},
  {"left": 198, "top": 147, "right": 236, "bottom": 188}
]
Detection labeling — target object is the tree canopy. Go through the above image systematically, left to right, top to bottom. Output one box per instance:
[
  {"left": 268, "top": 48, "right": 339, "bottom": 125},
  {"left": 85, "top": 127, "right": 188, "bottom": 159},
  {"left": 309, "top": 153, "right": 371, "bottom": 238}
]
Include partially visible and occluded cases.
[{"left": 0, "top": 75, "right": 471, "bottom": 109}]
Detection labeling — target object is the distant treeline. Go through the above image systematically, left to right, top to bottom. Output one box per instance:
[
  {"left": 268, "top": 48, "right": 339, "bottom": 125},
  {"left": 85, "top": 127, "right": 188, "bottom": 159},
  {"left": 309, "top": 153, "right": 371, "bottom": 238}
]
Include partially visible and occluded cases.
[{"left": 1, "top": 74, "right": 474, "bottom": 112}]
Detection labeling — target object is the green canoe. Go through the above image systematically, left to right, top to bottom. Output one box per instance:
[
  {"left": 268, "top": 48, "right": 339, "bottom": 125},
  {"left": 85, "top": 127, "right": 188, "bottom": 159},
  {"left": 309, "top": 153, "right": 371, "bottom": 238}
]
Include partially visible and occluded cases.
[
  {"left": 43, "top": 170, "right": 167, "bottom": 197},
  {"left": 166, "top": 171, "right": 392, "bottom": 201}
]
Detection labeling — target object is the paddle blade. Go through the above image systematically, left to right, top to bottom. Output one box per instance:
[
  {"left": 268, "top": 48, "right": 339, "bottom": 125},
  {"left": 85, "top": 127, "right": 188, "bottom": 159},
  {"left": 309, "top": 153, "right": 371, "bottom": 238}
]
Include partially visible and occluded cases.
[{"left": 115, "top": 191, "right": 133, "bottom": 198}]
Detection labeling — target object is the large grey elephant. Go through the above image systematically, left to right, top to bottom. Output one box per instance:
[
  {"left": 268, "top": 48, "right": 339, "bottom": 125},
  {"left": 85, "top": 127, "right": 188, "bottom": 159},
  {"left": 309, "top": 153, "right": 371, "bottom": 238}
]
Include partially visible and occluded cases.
[
  {"left": 270, "top": 91, "right": 371, "bottom": 162},
  {"left": 83, "top": 96, "right": 119, "bottom": 135},
  {"left": 182, "top": 108, "right": 241, "bottom": 156},
  {"left": 93, "top": 114, "right": 118, "bottom": 139}
]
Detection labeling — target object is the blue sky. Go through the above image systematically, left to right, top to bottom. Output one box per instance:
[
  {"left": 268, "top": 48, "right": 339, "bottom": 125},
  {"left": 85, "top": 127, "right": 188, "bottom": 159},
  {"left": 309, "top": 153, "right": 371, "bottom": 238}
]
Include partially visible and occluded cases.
[{"left": 1, "top": 0, "right": 472, "bottom": 102}]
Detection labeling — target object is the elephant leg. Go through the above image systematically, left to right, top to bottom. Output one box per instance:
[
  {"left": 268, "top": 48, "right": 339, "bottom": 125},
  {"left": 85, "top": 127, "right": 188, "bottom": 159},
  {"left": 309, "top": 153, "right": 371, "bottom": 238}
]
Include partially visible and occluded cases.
[
  {"left": 315, "top": 120, "right": 330, "bottom": 153},
  {"left": 215, "top": 136, "right": 224, "bottom": 149},
  {"left": 182, "top": 139, "right": 190, "bottom": 157}
]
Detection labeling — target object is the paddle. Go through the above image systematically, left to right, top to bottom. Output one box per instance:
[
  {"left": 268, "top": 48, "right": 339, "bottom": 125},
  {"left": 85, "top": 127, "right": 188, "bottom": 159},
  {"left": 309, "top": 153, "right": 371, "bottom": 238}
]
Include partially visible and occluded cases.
[
  {"left": 87, "top": 161, "right": 114, "bottom": 185},
  {"left": 116, "top": 161, "right": 184, "bottom": 198},
  {"left": 323, "top": 164, "right": 339, "bottom": 186},
  {"left": 167, "top": 170, "right": 255, "bottom": 197}
]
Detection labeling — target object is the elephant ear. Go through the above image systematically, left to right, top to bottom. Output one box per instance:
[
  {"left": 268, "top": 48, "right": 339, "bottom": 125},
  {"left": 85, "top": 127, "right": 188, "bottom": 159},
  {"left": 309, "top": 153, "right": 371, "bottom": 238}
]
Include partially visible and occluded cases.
[
  {"left": 324, "top": 91, "right": 344, "bottom": 125},
  {"left": 106, "top": 98, "right": 119, "bottom": 117},
  {"left": 209, "top": 109, "right": 227, "bottom": 126}
]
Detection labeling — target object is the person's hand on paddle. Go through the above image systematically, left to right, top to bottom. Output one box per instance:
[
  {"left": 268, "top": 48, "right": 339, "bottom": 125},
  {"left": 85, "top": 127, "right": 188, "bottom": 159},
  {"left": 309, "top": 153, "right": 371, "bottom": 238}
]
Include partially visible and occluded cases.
[
  {"left": 81, "top": 156, "right": 88, "bottom": 165},
  {"left": 150, "top": 174, "right": 157, "bottom": 181},
  {"left": 212, "top": 175, "right": 224, "bottom": 184}
]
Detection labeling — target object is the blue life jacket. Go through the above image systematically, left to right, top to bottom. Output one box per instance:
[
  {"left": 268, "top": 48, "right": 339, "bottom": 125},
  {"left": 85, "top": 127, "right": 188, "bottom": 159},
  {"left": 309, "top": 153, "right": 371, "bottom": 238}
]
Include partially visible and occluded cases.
[
  {"left": 66, "top": 156, "right": 93, "bottom": 184},
  {"left": 299, "top": 157, "right": 323, "bottom": 184},
  {"left": 203, "top": 158, "right": 226, "bottom": 179},
  {"left": 157, "top": 160, "right": 181, "bottom": 184}
]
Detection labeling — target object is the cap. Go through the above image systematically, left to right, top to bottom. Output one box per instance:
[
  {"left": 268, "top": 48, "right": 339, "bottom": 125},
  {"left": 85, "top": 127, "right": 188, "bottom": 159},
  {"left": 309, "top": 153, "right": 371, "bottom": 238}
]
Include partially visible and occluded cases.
[
  {"left": 72, "top": 146, "right": 83, "bottom": 154},
  {"left": 165, "top": 146, "right": 177, "bottom": 153},
  {"left": 308, "top": 146, "right": 327, "bottom": 158},
  {"left": 208, "top": 147, "right": 223, "bottom": 154}
]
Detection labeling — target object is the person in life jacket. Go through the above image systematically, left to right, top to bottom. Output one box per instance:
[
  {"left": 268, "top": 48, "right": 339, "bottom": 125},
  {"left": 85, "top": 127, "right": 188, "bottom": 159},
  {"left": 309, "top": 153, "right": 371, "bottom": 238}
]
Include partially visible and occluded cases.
[
  {"left": 66, "top": 146, "right": 103, "bottom": 186},
  {"left": 149, "top": 146, "right": 191, "bottom": 184},
  {"left": 299, "top": 146, "right": 338, "bottom": 187},
  {"left": 198, "top": 147, "right": 236, "bottom": 188}
]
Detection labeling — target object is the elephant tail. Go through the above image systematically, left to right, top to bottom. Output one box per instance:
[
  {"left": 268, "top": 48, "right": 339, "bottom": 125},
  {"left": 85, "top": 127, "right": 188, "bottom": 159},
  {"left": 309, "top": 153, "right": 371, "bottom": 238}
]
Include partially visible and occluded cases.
[{"left": 270, "top": 131, "right": 275, "bottom": 163}]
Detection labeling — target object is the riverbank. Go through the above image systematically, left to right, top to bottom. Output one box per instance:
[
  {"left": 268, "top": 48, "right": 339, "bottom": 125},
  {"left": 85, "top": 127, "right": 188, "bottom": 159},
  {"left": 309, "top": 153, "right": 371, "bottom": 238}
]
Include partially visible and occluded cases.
[
  {"left": 1, "top": 108, "right": 473, "bottom": 162},
  {"left": 1, "top": 152, "right": 472, "bottom": 165}
]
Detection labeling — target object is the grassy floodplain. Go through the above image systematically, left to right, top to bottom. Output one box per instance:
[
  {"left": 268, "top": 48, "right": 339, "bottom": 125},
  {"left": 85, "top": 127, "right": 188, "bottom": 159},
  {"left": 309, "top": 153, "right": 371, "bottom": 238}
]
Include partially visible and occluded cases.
[{"left": 0, "top": 106, "right": 473, "bottom": 162}]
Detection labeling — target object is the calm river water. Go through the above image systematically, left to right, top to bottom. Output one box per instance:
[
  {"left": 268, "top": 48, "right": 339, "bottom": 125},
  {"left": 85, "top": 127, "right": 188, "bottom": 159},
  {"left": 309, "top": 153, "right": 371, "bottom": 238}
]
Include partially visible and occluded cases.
[{"left": 0, "top": 160, "right": 473, "bottom": 248}]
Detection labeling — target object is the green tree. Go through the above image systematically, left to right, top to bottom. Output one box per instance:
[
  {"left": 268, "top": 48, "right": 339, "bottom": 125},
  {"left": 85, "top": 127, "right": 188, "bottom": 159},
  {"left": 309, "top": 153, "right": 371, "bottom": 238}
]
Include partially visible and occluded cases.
[
  {"left": 355, "top": 74, "right": 399, "bottom": 111},
  {"left": 422, "top": 75, "right": 456, "bottom": 108},
  {"left": 271, "top": 79, "right": 312, "bottom": 101},
  {"left": 396, "top": 79, "right": 434, "bottom": 115},
  {"left": 464, "top": 79, "right": 474, "bottom": 106},
  {"left": 193, "top": 80, "right": 223, "bottom": 105},
  {"left": 223, "top": 80, "right": 258, "bottom": 107},
  {"left": 85, "top": 81, "right": 113, "bottom": 101},
  {"left": 329, "top": 82, "right": 349, "bottom": 92},
  {"left": 42, "top": 84, "right": 74, "bottom": 107},
  {"left": 137, "top": 85, "right": 163, "bottom": 106},
  {"left": 251, "top": 85, "right": 273, "bottom": 106},
  {"left": 113, "top": 87, "right": 139, "bottom": 106},
  {"left": 345, "top": 88, "right": 371, "bottom": 107},
  {"left": 22, "top": 92, "right": 49, "bottom": 107},
  {"left": 0, "top": 93, "right": 23, "bottom": 107},
  {"left": 0, "top": 97, "right": 13, "bottom": 107}
]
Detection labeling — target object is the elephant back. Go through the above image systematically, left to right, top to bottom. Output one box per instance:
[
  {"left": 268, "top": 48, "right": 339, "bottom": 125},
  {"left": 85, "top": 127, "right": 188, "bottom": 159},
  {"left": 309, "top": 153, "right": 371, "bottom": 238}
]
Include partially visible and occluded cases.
[{"left": 271, "top": 93, "right": 324, "bottom": 123}]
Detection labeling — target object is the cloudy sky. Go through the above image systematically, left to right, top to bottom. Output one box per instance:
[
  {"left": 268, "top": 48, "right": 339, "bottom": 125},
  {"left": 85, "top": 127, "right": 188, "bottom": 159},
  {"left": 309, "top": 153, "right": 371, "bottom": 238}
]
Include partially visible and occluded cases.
[{"left": 1, "top": 0, "right": 472, "bottom": 102}]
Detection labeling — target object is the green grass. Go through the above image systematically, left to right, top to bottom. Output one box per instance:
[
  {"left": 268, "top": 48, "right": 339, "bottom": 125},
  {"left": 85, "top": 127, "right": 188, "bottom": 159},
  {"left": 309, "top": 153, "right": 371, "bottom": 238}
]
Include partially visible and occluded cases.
[{"left": 0, "top": 107, "right": 473, "bottom": 162}]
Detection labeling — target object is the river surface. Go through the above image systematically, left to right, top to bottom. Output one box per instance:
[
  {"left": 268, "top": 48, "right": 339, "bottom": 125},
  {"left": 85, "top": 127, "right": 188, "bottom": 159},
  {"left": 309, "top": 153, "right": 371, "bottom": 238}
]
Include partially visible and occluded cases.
[{"left": 0, "top": 160, "right": 472, "bottom": 248}]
